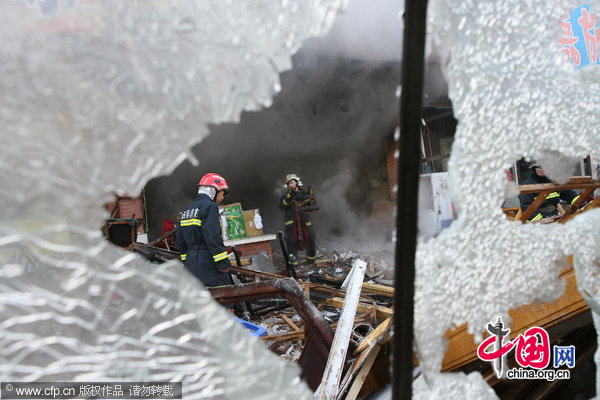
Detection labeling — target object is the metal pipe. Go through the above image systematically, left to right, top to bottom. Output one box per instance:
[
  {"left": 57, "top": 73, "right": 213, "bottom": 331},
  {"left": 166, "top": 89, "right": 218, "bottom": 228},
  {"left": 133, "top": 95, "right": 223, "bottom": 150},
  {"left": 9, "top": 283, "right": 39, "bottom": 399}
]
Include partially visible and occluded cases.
[{"left": 393, "top": 0, "right": 429, "bottom": 398}]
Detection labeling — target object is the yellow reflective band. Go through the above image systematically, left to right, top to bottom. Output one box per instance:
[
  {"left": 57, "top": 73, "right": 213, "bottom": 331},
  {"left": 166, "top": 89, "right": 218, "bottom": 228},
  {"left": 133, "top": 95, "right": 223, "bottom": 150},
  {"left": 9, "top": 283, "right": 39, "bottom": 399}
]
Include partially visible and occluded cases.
[
  {"left": 546, "top": 192, "right": 560, "bottom": 199},
  {"left": 571, "top": 195, "right": 580, "bottom": 205},
  {"left": 283, "top": 199, "right": 290, "bottom": 206},
  {"left": 527, "top": 213, "right": 543, "bottom": 223},
  {"left": 180, "top": 218, "right": 202, "bottom": 227},
  {"left": 285, "top": 220, "right": 293, "bottom": 226},
  {"left": 306, "top": 222, "right": 312, "bottom": 226},
  {"left": 213, "top": 251, "right": 229, "bottom": 262},
  {"left": 180, "top": 254, "right": 187, "bottom": 261},
  {"left": 307, "top": 255, "right": 316, "bottom": 260},
  {"left": 290, "top": 261, "right": 299, "bottom": 265}
]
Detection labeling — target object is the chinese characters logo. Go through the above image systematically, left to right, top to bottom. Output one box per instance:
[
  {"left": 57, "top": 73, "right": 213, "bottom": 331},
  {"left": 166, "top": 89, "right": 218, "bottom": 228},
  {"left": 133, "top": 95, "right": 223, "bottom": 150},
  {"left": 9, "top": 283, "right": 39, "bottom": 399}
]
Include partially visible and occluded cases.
[
  {"left": 560, "top": 4, "right": 600, "bottom": 67},
  {"left": 477, "top": 317, "right": 575, "bottom": 380}
]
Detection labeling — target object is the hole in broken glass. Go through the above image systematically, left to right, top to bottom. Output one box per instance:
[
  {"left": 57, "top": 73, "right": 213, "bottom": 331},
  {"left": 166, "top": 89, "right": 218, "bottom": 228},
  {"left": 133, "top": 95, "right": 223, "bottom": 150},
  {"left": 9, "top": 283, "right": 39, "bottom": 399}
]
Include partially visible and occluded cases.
[{"left": 502, "top": 157, "right": 599, "bottom": 224}]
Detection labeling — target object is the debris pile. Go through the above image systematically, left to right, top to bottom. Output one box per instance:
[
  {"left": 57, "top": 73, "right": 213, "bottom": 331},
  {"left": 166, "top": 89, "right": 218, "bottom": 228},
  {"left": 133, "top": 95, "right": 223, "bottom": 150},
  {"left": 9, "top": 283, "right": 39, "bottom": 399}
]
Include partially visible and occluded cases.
[
  {"left": 132, "top": 237, "right": 394, "bottom": 398},
  {"left": 218, "top": 255, "right": 395, "bottom": 398}
]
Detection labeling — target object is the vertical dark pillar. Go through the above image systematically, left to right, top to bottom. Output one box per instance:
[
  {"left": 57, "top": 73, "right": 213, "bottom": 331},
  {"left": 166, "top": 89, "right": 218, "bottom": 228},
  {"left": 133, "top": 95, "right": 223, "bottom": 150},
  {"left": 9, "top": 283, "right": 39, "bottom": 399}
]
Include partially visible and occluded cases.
[{"left": 393, "top": 0, "right": 429, "bottom": 399}]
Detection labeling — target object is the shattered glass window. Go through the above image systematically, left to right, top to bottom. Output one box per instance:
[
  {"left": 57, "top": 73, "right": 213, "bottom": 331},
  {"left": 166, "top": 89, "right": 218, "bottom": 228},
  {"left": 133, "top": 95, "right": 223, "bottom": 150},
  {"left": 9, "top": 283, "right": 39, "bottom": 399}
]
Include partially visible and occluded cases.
[
  {"left": 0, "top": 0, "right": 345, "bottom": 397},
  {"left": 4, "top": 0, "right": 599, "bottom": 398},
  {"left": 415, "top": 0, "right": 600, "bottom": 397}
]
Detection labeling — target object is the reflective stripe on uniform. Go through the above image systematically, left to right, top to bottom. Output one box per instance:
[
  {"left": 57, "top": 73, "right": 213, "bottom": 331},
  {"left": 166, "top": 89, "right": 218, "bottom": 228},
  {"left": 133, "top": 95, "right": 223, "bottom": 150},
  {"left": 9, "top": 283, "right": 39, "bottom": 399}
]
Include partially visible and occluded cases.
[
  {"left": 534, "top": 192, "right": 559, "bottom": 201},
  {"left": 571, "top": 195, "right": 580, "bottom": 205},
  {"left": 283, "top": 199, "right": 290, "bottom": 206},
  {"left": 527, "top": 213, "right": 543, "bottom": 223},
  {"left": 180, "top": 218, "right": 202, "bottom": 227},
  {"left": 284, "top": 220, "right": 293, "bottom": 226},
  {"left": 306, "top": 222, "right": 312, "bottom": 226},
  {"left": 213, "top": 251, "right": 229, "bottom": 262},
  {"left": 180, "top": 254, "right": 187, "bottom": 261},
  {"left": 307, "top": 255, "right": 316, "bottom": 260},
  {"left": 290, "top": 261, "right": 299, "bottom": 265}
]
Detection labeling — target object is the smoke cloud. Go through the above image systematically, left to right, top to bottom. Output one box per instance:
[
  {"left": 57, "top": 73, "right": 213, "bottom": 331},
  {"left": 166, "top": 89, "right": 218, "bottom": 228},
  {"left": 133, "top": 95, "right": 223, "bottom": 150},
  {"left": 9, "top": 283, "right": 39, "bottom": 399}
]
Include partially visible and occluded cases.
[
  {"left": 143, "top": 0, "right": 447, "bottom": 262},
  {"left": 310, "top": 0, "right": 404, "bottom": 61},
  {"left": 145, "top": 51, "right": 398, "bottom": 250}
]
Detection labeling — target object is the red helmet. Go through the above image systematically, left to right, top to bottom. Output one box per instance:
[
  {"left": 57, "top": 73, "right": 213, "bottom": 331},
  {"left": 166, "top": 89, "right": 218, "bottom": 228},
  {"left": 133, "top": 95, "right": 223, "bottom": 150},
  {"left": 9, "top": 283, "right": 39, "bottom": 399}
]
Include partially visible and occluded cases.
[{"left": 198, "top": 173, "right": 229, "bottom": 193}]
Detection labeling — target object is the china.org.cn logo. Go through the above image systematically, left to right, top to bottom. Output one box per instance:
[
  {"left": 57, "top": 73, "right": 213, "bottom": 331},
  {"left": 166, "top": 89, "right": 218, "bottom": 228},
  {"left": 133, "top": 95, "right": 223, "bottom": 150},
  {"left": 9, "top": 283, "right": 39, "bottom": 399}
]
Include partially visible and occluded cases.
[
  {"left": 19, "top": 0, "right": 78, "bottom": 16},
  {"left": 560, "top": 4, "right": 600, "bottom": 67},
  {"left": 477, "top": 317, "right": 575, "bottom": 381}
]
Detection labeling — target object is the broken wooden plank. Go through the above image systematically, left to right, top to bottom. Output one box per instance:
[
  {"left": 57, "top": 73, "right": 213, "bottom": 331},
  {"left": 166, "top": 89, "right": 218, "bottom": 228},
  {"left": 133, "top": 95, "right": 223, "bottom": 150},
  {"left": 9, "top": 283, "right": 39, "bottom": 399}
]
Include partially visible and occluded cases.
[
  {"left": 518, "top": 177, "right": 600, "bottom": 194},
  {"left": 557, "top": 187, "right": 596, "bottom": 223},
  {"left": 519, "top": 190, "right": 550, "bottom": 222},
  {"left": 558, "top": 196, "right": 600, "bottom": 224},
  {"left": 230, "top": 257, "right": 252, "bottom": 267},
  {"left": 315, "top": 259, "right": 367, "bottom": 400},
  {"left": 310, "top": 280, "right": 393, "bottom": 299},
  {"left": 360, "top": 282, "right": 394, "bottom": 297},
  {"left": 310, "top": 284, "right": 373, "bottom": 303},
  {"left": 322, "top": 297, "right": 394, "bottom": 319},
  {"left": 368, "top": 300, "right": 378, "bottom": 326},
  {"left": 280, "top": 313, "right": 301, "bottom": 332},
  {"left": 261, "top": 315, "right": 373, "bottom": 343},
  {"left": 353, "top": 317, "right": 392, "bottom": 355},
  {"left": 262, "top": 330, "right": 305, "bottom": 342},
  {"left": 337, "top": 343, "right": 379, "bottom": 399},
  {"left": 342, "top": 345, "right": 382, "bottom": 400}
]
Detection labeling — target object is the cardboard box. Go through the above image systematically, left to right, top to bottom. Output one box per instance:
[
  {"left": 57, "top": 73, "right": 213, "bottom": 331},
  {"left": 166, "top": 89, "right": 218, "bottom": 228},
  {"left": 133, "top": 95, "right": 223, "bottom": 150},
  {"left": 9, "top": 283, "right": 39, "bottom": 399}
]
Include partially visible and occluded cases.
[
  {"left": 218, "top": 203, "right": 247, "bottom": 240},
  {"left": 243, "top": 209, "right": 264, "bottom": 237}
]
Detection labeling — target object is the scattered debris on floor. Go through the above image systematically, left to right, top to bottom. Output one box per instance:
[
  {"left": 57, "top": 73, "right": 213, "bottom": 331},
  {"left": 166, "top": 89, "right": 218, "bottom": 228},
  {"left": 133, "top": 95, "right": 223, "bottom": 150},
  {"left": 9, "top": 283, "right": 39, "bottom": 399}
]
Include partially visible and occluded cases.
[{"left": 131, "top": 230, "right": 394, "bottom": 398}]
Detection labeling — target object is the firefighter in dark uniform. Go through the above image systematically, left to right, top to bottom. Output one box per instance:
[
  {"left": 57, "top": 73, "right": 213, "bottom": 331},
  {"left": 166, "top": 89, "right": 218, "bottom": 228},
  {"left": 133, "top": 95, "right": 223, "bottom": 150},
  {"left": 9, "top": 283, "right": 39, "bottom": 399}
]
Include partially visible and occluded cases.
[
  {"left": 519, "top": 164, "right": 580, "bottom": 222},
  {"left": 176, "top": 173, "right": 232, "bottom": 287},
  {"left": 279, "top": 174, "right": 317, "bottom": 265}
]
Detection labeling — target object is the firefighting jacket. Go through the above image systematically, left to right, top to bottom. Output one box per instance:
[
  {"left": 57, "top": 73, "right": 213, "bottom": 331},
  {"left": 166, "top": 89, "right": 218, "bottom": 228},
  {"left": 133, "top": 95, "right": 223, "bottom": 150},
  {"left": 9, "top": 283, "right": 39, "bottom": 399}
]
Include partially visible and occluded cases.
[
  {"left": 518, "top": 173, "right": 580, "bottom": 222},
  {"left": 279, "top": 188, "right": 312, "bottom": 229},
  {"left": 176, "top": 193, "right": 231, "bottom": 287}
]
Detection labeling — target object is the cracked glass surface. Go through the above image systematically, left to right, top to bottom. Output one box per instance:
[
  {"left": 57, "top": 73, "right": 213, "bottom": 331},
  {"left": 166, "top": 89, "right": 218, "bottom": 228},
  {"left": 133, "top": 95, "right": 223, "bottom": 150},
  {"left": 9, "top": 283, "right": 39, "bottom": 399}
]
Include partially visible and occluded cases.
[
  {"left": 0, "top": 0, "right": 344, "bottom": 398},
  {"left": 416, "top": 0, "right": 600, "bottom": 397}
]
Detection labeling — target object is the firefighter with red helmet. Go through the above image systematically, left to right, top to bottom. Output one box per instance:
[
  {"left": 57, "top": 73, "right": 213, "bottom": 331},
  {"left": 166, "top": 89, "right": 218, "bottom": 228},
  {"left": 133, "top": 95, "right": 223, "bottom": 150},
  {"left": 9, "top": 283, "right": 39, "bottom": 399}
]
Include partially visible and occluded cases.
[{"left": 176, "top": 173, "right": 232, "bottom": 287}]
